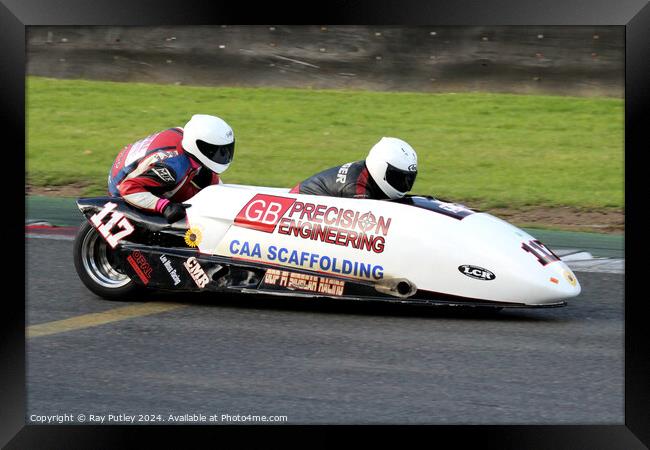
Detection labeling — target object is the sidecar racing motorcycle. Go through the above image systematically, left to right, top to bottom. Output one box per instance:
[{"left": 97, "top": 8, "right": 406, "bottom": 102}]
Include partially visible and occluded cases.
[{"left": 73, "top": 184, "right": 581, "bottom": 309}]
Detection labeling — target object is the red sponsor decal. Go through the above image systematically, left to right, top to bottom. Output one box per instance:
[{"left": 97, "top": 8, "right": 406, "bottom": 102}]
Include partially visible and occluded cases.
[
  {"left": 234, "top": 194, "right": 296, "bottom": 233},
  {"left": 234, "top": 195, "right": 393, "bottom": 254},
  {"left": 277, "top": 201, "right": 392, "bottom": 253},
  {"left": 127, "top": 250, "right": 152, "bottom": 285}
]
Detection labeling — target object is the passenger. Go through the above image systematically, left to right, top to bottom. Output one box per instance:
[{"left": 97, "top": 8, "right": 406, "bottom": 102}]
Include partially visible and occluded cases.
[{"left": 290, "top": 137, "right": 418, "bottom": 200}]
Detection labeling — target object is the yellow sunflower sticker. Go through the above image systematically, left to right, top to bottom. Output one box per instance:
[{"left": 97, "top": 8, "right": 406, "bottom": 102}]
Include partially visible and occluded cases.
[
  {"left": 184, "top": 227, "right": 202, "bottom": 248},
  {"left": 563, "top": 270, "right": 577, "bottom": 286}
]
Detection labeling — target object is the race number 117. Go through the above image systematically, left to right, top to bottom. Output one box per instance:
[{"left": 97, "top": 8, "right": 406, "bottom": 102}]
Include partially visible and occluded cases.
[{"left": 90, "top": 202, "right": 135, "bottom": 248}]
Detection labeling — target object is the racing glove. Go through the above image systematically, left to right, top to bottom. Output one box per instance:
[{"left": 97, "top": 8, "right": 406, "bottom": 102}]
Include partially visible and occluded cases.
[{"left": 162, "top": 202, "right": 187, "bottom": 223}]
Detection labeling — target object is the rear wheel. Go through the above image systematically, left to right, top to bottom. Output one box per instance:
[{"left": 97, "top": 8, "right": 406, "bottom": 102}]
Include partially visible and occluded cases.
[{"left": 73, "top": 221, "right": 139, "bottom": 300}]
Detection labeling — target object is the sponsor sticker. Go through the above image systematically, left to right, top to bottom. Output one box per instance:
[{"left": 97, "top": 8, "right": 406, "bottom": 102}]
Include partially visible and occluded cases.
[
  {"left": 151, "top": 150, "right": 179, "bottom": 163},
  {"left": 151, "top": 166, "right": 175, "bottom": 183},
  {"left": 233, "top": 194, "right": 393, "bottom": 253},
  {"left": 234, "top": 194, "right": 296, "bottom": 233},
  {"left": 419, "top": 199, "right": 475, "bottom": 220},
  {"left": 89, "top": 202, "right": 135, "bottom": 248},
  {"left": 438, "top": 202, "right": 472, "bottom": 214},
  {"left": 184, "top": 227, "right": 203, "bottom": 248},
  {"left": 229, "top": 239, "right": 384, "bottom": 280},
  {"left": 522, "top": 240, "right": 561, "bottom": 266},
  {"left": 127, "top": 250, "right": 152, "bottom": 285},
  {"left": 160, "top": 254, "right": 181, "bottom": 286},
  {"left": 183, "top": 257, "right": 210, "bottom": 288},
  {"left": 458, "top": 265, "right": 496, "bottom": 281},
  {"left": 263, "top": 269, "right": 345, "bottom": 296},
  {"left": 563, "top": 270, "right": 577, "bottom": 286}
]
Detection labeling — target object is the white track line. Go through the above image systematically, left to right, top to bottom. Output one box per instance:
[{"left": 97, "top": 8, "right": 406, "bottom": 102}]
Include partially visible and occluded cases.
[{"left": 26, "top": 233, "right": 75, "bottom": 241}]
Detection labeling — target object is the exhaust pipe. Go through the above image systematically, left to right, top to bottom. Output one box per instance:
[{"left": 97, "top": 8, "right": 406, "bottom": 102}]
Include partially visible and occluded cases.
[{"left": 375, "top": 278, "right": 417, "bottom": 298}]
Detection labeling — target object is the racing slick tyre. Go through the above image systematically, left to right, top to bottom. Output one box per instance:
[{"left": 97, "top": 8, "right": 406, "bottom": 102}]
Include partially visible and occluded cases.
[{"left": 73, "top": 221, "right": 139, "bottom": 300}]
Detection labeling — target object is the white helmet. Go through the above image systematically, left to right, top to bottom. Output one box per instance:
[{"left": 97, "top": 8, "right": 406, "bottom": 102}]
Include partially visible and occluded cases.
[
  {"left": 181, "top": 114, "right": 235, "bottom": 174},
  {"left": 365, "top": 137, "right": 418, "bottom": 199}
]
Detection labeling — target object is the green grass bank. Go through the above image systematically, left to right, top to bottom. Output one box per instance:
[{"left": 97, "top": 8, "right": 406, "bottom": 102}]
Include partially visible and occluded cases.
[{"left": 27, "top": 77, "right": 623, "bottom": 210}]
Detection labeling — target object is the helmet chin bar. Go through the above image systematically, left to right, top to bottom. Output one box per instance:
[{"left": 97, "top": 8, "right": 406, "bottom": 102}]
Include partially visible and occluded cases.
[
  {"left": 183, "top": 141, "right": 232, "bottom": 174},
  {"left": 192, "top": 148, "right": 230, "bottom": 174},
  {"left": 378, "top": 174, "right": 405, "bottom": 199}
]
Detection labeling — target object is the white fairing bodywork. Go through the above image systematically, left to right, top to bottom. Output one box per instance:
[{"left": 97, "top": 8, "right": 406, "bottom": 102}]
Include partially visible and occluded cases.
[{"left": 184, "top": 184, "right": 581, "bottom": 305}]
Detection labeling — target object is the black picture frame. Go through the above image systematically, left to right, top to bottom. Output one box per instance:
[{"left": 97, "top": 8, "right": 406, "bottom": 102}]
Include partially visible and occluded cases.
[{"left": 5, "top": 0, "right": 648, "bottom": 447}]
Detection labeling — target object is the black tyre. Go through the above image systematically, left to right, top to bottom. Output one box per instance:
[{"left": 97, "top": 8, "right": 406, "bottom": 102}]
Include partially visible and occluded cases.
[{"left": 73, "top": 220, "right": 140, "bottom": 300}]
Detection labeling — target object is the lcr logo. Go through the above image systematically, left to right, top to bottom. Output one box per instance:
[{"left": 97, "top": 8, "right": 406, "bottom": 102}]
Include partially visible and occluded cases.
[{"left": 458, "top": 265, "right": 496, "bottom": 281}]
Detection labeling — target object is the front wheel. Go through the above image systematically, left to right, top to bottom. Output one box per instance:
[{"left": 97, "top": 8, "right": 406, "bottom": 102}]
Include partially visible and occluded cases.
[{"left": 73, "top": 221, "right": 139, "bottom": 300}]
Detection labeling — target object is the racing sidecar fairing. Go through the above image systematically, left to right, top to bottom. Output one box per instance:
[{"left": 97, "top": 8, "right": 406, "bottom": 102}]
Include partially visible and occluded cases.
[{"left": 74, "top": 184, "right": 581, "bottom": 308}]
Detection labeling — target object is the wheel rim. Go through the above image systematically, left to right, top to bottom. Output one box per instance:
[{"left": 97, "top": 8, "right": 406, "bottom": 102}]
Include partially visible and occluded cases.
[{"left": 81, "top": 228, "right": 131, "bottom": 289}]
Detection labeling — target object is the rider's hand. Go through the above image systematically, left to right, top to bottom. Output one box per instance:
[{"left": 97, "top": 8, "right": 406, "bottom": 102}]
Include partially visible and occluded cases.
[{"left": 162, "top": 202, "right": 187, "bottom": 223}]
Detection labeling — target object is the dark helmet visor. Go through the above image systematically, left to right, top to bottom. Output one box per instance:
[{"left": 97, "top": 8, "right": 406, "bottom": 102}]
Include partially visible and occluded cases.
[
  {"left": 196, "top": 139, "right": 235, "bottom": 165},
  {"left": 385, "top": 163, "right": 417, "bottom": 193}
]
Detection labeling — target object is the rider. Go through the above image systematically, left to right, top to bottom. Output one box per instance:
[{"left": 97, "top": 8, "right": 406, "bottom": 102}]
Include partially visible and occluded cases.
[
  {"left": 108, "top": 114, "right": 235, "bottom": 223},
  {"left": 290, "top": 137, "right": 418, "bottom": 200}
]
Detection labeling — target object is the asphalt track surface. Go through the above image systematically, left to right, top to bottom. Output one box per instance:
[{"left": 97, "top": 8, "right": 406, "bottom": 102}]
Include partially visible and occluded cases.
[{"left": 26, "top": 236, "right": 623, "bottom": 425}]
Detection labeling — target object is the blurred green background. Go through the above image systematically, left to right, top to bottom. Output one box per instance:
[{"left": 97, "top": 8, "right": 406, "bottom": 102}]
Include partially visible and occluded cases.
[{"left": 26, "top": 76, "right": 623, "bottom": 210}]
